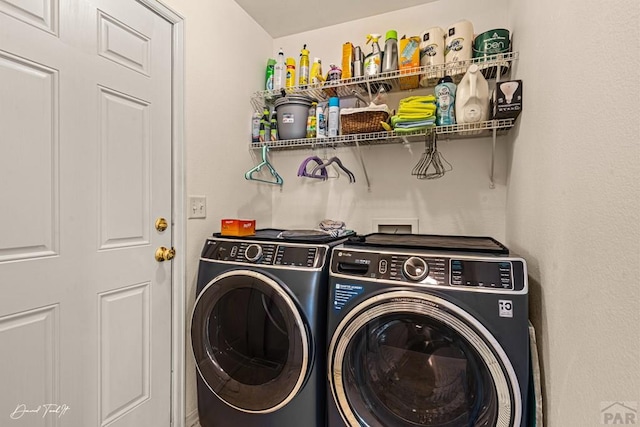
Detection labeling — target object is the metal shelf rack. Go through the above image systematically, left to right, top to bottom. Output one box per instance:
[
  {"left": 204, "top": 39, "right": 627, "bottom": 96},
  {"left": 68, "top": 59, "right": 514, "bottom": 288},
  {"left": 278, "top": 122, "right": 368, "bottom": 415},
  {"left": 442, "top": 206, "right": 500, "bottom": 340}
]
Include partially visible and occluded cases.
[
  {"left": 250, "top": 51, "right": 519, "bottom": 110},
  {"left": 248, "top": 52, "right": 519, "bottom": 189},
  {"left": 250, "top": 119, "right": 515, "bottom": 150}
]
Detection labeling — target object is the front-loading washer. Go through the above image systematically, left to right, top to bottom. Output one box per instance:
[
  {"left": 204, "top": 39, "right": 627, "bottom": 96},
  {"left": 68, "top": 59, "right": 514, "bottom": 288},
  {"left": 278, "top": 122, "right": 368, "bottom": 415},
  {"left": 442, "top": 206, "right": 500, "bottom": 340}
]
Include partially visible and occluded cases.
[
  {"left": 191, "top": 229, "right": 349, "bottom": 427},
  {"left": 326, "top": 233, "right": 529, "bottom": 427}
]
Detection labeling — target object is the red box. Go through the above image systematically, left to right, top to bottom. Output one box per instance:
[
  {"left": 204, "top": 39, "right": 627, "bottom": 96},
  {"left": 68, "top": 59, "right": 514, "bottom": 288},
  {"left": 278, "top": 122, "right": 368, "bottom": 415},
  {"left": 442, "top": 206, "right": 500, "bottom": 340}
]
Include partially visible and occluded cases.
[{"left": 220, "top": 219, "right": 256, "bottom": 236}]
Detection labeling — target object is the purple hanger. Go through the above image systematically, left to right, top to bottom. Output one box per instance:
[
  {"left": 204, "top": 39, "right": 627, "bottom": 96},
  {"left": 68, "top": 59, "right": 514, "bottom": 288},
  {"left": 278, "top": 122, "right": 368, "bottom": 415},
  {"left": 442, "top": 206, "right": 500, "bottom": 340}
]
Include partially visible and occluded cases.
[{"left": 298, "top": 156, "right": 329, "bottom": 180}]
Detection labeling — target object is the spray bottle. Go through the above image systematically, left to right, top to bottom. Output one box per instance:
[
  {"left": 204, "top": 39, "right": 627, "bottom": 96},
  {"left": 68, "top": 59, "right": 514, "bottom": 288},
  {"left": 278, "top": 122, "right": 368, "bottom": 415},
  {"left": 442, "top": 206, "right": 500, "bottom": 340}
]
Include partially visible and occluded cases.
[
  {"left": 364, "top": 34, "right": 383, "bottom": 77},
  {"left": 298, "top": 44, "right": 310, "bottom": 87}
]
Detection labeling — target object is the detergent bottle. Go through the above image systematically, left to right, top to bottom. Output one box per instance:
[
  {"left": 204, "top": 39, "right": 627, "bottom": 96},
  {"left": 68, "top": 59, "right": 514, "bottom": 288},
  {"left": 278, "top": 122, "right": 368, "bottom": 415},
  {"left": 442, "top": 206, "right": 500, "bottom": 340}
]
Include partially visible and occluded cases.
[
  {"left": 364, "top": 34, "right": 383, "bottom": 76},
  {"left": 273, "top": 49, "right": 286, "bottom": 90},
  {"left": 455, "top": 64, "right": 490, "bottom": 124},
  {"left": 435, "top": 76, "right": 456, "bottom": 125}
]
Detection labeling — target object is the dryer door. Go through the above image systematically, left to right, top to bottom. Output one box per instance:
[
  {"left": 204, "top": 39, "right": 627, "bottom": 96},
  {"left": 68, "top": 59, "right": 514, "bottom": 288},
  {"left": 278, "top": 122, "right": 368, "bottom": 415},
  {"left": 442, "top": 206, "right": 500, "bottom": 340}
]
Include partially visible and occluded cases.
[
  {"left": 191, "top": 270, "right": 310, "bottom": 413},
  {"left": 328, "top": 290, "right": 521, "bottom": 427}
]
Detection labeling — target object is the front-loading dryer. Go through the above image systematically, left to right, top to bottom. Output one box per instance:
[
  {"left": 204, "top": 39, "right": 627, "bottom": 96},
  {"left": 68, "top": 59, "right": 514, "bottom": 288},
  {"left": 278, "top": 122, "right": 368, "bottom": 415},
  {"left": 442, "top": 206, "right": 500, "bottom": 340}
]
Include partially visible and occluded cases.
[
  {"left": 192, "top": 229, "right": 348, "bottom": 427},
  {"left": 326, "top": 233, "right": 529, "bottom": 427}
]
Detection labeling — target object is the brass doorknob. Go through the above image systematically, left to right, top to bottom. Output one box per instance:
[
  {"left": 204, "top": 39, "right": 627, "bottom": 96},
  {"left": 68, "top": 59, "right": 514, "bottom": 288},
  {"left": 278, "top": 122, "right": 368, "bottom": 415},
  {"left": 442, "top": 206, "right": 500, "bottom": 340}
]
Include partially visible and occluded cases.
[
  {"left": 155, "top": 218, "right": 168, "bottom": 232},
  {"left": 155, "top": 246, "right": 176, "bottom": 262}
]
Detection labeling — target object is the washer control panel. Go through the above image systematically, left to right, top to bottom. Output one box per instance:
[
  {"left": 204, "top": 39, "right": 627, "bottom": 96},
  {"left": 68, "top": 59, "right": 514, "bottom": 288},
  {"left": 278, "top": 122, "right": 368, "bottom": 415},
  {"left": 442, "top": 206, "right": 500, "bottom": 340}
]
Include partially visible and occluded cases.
[
  {"left": 201, "top": 239, "right": 326, "bottom": 268},
  {"left": 331, "top": 249, "right": 521, "bottom": 291}
]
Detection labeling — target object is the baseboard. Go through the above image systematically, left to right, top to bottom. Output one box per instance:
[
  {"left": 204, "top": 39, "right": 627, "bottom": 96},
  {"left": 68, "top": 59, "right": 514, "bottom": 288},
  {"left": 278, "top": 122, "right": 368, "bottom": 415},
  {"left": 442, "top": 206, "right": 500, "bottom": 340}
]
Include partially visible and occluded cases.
[{"left": 185, "top": 408, "right": 200, "bottom": 427}]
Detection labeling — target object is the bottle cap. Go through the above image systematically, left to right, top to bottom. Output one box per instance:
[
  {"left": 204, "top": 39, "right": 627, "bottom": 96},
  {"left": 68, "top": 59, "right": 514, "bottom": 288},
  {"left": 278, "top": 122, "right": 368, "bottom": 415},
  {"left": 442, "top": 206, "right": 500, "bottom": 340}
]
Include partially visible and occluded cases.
[
  {"left": 385, "top": 30, "right": 398, "bottom": 40},
  {"left": 301, "top": 44, "right": 309, "bottom": 56},
  {"left": 313, "top": 57, "right": 322, "bottom": 63},
  {"left": 267, "top": 58, "right": 276, "bottom": 66},
  {"left": 438, "top": 76, "right": 454, "bottom": 84},
  {"left": 329, "top": 97, "right": 340, "bottom": 107}
]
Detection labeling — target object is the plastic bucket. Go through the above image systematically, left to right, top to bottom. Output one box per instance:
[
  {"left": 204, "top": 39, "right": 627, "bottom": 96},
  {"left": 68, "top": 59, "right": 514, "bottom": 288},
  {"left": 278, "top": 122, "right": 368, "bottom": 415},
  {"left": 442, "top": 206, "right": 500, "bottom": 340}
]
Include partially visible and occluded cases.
[{"left": 274, "top": 95, "right": 313, "bottom": 139}]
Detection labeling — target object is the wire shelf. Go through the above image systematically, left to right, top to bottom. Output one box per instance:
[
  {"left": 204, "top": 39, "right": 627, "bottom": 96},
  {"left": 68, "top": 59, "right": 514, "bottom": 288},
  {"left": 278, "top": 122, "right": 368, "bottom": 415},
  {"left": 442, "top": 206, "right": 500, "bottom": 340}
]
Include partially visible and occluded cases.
[
  {"left": 251, "top": 51, "right": 519, "bottom": 110},
  {"left": 250, "top": 119, "right": 515, "bottom": 150}
]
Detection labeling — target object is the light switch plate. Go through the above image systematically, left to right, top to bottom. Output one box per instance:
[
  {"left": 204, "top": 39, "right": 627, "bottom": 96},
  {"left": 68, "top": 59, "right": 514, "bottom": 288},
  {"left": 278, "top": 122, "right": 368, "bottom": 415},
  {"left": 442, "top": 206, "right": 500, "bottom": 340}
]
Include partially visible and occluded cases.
[{"left": 188, "top": 196, "right": 206, "bottom": 219}]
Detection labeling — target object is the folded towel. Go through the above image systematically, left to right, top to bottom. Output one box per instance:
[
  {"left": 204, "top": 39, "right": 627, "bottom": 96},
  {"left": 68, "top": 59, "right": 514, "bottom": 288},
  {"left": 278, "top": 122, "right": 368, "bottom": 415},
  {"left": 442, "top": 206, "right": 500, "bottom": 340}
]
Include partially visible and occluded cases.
[
  {"left": 399, "top": 95, "right": 437, "bottom": 105},
  {"left": 391, "top": 115, "right": 436, "bottom": 126},
  {"left": 394, "top": 120, "right": 435, "bottom": 129}
]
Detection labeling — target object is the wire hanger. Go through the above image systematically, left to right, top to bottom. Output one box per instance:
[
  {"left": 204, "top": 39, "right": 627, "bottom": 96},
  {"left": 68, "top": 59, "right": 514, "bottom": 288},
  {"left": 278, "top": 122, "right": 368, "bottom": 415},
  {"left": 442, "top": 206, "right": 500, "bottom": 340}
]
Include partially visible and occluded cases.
[{"left": 244, "top": 144, "right": 283, "bottom": 185}]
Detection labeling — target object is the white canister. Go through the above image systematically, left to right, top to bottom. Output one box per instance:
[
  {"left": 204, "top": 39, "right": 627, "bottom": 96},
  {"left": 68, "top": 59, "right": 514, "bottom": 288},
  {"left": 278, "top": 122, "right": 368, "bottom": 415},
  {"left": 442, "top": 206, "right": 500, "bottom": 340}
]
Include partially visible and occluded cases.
[
  {"left": 445, "top": 19, "right": 474, "bottom": 76},
  {"left": 419, "top": 26, "right": 445, "bottom": 86}
]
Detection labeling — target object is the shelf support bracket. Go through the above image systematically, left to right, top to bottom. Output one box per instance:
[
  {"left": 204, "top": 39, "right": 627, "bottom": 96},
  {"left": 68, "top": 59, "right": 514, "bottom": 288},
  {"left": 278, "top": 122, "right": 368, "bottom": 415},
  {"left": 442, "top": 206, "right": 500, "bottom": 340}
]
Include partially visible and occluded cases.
[
  {"left": 490, "top": 127, "right": 496, "bottom": 189},
  {"left": 353, "top": 137, "right": 371, "bottom": 191}
]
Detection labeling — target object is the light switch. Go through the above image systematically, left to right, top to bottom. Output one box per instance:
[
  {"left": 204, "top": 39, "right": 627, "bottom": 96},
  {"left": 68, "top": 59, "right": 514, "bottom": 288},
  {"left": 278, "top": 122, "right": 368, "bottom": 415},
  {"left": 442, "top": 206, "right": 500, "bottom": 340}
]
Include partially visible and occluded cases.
[{"left": 189, "top": 196, "right": 206, "bottom": 219}]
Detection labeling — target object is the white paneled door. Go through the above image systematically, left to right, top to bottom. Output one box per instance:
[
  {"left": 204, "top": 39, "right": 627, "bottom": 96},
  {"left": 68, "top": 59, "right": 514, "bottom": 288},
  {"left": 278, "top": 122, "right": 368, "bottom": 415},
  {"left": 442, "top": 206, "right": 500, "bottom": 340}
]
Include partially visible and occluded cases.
[{"left": 0, "top": 1, "right": 173, "bottom": 426}]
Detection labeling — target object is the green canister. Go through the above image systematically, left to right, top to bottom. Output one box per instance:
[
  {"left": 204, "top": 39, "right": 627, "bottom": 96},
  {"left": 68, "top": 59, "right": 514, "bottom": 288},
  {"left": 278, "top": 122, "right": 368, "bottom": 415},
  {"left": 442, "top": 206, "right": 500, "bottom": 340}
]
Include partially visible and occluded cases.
[{"left": 473, "top": 29, "right": 510, "bottom": 78}]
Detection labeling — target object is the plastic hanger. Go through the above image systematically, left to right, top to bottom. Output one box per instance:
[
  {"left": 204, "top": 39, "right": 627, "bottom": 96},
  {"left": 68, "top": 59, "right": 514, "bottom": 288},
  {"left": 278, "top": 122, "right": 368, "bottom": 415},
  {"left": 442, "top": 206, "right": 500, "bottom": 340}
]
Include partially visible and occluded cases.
[
  {"left": 244, "top": 145, "right": 283, "bottom": 185},
  {"left": 297, "top": 156, "right": 328, "bottom": 180},
  {"left": 311, "top": 156, "right": 356, "bottom": 183}
]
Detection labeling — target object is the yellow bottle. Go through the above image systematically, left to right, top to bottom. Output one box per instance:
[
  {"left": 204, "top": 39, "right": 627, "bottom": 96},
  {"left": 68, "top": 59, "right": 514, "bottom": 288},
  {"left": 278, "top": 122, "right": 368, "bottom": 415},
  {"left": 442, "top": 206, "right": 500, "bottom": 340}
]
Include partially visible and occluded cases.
[
  {"left": 298, "top": 44, "right": 310, "bottom": 86},
  {"left": 285, "top": 57, "right": 296, "bottom": 88},
  {"left": 310, "top": 58, "right": 324, "bottom": 85}
]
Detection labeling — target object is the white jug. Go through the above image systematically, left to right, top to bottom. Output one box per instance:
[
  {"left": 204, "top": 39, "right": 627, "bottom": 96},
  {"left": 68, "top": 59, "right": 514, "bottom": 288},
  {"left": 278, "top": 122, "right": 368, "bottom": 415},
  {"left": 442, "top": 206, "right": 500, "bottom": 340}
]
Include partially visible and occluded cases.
[{"left": 455, "top": 64, "right": 490, "bottom": 124}]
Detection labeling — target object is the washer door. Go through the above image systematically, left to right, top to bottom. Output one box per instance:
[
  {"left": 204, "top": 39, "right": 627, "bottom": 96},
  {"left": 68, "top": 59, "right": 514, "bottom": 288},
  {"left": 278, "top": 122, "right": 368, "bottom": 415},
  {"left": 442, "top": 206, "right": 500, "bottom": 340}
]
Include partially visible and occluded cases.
[
  {"left": 192, "top": 270, "right": 310, "bottom": 413},
  {"left": 328, "top": 290, "right": 521, "bottom": 427}
]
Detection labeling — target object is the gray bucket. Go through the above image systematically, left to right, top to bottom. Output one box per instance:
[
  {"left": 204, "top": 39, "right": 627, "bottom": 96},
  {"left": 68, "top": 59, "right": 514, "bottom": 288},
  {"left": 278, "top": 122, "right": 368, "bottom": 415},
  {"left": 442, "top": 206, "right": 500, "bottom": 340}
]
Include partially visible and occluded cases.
[{"left": 274, "top": 95, "right": 313, "bottom": 140}]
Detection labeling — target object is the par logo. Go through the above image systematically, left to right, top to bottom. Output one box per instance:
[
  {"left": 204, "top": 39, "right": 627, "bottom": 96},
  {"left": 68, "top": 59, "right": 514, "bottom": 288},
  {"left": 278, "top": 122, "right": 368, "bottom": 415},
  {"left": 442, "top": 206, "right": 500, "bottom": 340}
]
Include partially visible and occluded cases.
[{"left": 601, "top": 401, "right": 637, "bottom": 424}]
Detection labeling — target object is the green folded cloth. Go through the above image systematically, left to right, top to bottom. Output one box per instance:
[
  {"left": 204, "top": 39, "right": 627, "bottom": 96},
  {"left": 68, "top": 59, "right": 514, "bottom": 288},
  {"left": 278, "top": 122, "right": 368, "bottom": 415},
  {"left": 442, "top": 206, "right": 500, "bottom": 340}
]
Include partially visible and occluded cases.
[
  {"left": 399, "top": 95, "right": 437, "bottom": 105},
  {"left": 398, "top": 105, "right": 436, "bottom": 113},
  {"left": 391, "top": 115, "right": 435, "bottom": 125},
  {"left": 394, "top": 124, "right": 436, "bottom": 134}
]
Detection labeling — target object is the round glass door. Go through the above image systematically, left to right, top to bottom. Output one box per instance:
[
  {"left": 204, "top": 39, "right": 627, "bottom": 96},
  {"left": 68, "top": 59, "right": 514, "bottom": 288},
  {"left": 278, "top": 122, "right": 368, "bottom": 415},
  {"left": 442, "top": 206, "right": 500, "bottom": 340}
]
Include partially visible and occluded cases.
[
  {"left": 192, "top": 270, "right": 310, "bottom": 413},
  {"left": 328, "top": 291, "right": 520, "bottom": 427}
]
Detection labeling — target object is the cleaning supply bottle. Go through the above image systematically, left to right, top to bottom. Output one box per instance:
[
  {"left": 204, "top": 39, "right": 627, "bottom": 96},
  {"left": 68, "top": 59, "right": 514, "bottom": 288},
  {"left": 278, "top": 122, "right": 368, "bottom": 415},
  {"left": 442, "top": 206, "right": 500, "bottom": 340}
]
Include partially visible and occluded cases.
[
  {"left": 381, "top": 30, "right": 398, "bottom": 73},
  {"left": 364, "top": 34, "right": 383, "bottom": 77},
  {"left": 298, "top": 44, "right": 310, "bottom": 87},
  {"left": 353, "top": 46, "right": 364, "bottom": 77},
  {"left": 273, "top": 49, "right": 285, "bottom": 90},
  {"left": 285, "top": 57, "right": 296, "bottom": 88},
  {"left": 265, "top": 58, "right": 275, "bottom": 90},
  {"left": 310, "top": 58, "right": 323, "bottom": 85},
  {"left": 455, "top": 64, "right": 490, "bottom": 124},
  {"left": 435, "top": 76, "right": 457, "bottom": 125},
  {"left": 327, "top": 97, "right": 340, "bottom": 137},
  {"left": 306, "top": 103, "right": 317, "bottom": 138},
  {"left": 316, "top": 103, "right": 326, "bottom": 138},
  {"left": 259, "top": 107, "right": 270, "bottom": 142},
  {"left": 270, "top": 110, "right": 278, "bottom": 141},
  {"left": 251, "top": 111, "right": 261, "bottom": 143}
]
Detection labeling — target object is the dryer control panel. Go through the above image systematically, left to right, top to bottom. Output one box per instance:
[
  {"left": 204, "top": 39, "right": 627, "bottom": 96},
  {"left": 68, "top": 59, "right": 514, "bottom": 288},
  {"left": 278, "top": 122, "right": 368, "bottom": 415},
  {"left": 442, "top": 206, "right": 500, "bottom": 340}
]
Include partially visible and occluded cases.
[
  {"left": 201, "top": 239, "right": 327, "bottom": 269},
  {"left": 331, "top": 249, "right": 524, "bottom": 291}
]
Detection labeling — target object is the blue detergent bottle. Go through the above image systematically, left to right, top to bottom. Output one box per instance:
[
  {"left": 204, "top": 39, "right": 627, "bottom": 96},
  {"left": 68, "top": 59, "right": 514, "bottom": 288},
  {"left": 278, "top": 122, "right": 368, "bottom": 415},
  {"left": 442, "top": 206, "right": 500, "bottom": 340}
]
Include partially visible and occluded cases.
[{"left": 435, "top": 76, "right": 456, "bottom": 125}]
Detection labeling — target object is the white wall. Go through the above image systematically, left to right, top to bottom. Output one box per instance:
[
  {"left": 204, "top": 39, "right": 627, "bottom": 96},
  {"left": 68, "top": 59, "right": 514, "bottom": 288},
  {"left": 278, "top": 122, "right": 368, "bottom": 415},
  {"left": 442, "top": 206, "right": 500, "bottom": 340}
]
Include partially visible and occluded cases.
[
  {"left": 157, "top": 0, "right": 273, "bottom": 418},
  {"left": 271, "top": 0, "right": 510, "bottom": 238},
  {"left": 507, "top": 0, "right": 640, "bottom": 425}
]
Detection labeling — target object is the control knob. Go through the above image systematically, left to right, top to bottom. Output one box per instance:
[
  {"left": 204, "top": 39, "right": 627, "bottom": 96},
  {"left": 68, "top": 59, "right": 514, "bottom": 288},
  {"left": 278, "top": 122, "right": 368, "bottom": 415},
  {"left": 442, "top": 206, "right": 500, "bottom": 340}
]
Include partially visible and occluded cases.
[
  {"left": 244, "top": 244, "right": 263, "bottom": 262},
  {"left": 403, "top": 257, "right": 428, "bottom": 281}
]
